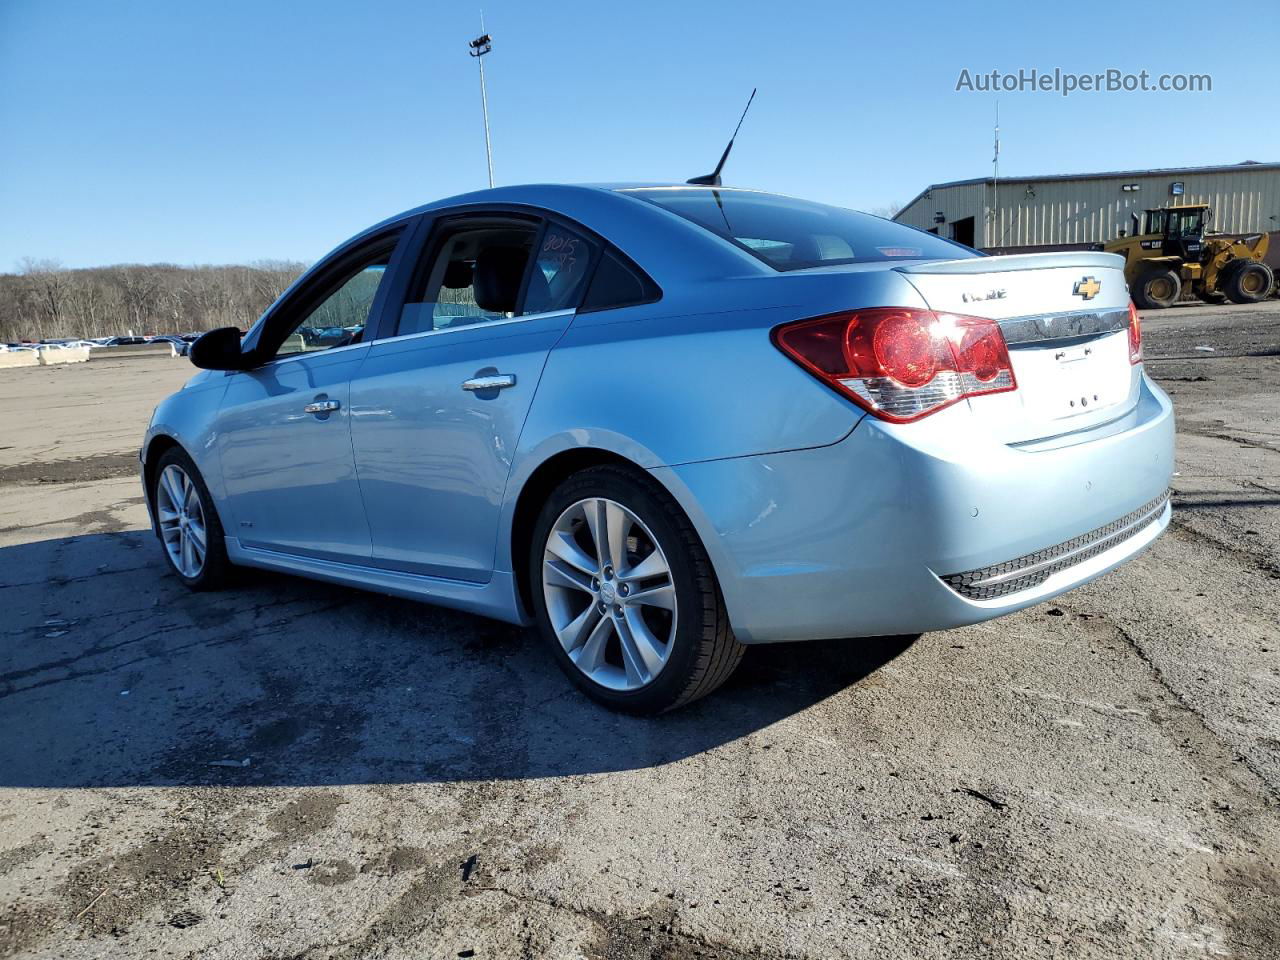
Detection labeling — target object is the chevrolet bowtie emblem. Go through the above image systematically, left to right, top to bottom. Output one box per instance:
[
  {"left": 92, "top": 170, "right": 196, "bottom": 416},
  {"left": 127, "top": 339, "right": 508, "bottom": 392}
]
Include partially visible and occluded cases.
[{"left": 1073, "top": 276, "right": 1101, "bottom": 300}]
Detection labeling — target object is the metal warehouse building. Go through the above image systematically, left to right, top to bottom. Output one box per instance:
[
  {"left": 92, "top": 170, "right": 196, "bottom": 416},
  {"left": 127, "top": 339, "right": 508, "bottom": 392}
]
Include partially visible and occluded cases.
[{"left": 893, "top": 161, "right": 1280, "bottom": 253}]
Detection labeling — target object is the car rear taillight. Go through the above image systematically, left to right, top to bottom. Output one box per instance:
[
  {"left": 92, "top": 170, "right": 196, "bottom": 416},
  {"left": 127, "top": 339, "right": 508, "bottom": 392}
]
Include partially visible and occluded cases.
[
  {"left": 1127, "top": 301, "right": 1142, "bottom": 365},
  {"left": 772, "top": 307, "right": 1017, "bottom": 423}
]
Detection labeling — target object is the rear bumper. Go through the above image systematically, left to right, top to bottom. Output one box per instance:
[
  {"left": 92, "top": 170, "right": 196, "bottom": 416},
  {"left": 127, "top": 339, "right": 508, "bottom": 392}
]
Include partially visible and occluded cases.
[{"left": 655, "top": 371, "right": 1174, "bottom": 643}]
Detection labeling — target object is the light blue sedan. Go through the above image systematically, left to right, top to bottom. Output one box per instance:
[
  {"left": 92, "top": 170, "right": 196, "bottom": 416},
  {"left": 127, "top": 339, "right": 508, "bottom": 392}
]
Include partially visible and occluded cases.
[{"left": 142, "top": 184, "right": 1174, "bottom": 712}]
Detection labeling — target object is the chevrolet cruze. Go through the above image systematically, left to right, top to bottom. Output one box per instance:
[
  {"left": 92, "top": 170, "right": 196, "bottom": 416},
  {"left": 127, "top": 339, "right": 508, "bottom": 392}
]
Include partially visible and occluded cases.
[{"left": 142, "top": 184, "right": 1174, "bottom": 712}]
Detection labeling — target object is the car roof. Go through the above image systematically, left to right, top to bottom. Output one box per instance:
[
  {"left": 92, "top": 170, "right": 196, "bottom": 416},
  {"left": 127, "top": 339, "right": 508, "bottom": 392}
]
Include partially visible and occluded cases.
[
  {"left": 370, "top": 182, "right": 770, "bottom": 229},
  {"left": 334, "top": 183, "right": 769, "bottom": 284}
]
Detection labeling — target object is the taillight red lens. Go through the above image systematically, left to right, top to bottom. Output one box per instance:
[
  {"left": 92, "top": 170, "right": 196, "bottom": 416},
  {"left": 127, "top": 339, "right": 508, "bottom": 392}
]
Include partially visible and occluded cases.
[
  {"left": 1127, "top": 301, "right": 1142, "bottom": 365},
  {"left": 773, "top": 307, "right": 1017, "bottom": 422},
  {"left": 871, "top": 314, "right": 937, "bottom": 387},
  {"left": 955, "top": 323, "right": 1006, "bottom": 382}
]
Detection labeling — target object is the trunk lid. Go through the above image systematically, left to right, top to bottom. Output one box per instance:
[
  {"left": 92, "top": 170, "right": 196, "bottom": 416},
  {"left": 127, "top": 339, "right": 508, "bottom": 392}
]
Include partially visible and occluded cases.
[{"left": 895, "top": 252, "right": 1136, "bottom": 443}]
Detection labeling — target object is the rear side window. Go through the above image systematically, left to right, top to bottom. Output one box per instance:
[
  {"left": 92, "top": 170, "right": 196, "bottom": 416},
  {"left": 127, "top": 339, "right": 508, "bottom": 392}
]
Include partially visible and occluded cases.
[
  {"left": 620, "top": 187, "right": 976, "bottom": 271},
  {"left": 581, "top": 250, "right": 660, "bottom": 312}
]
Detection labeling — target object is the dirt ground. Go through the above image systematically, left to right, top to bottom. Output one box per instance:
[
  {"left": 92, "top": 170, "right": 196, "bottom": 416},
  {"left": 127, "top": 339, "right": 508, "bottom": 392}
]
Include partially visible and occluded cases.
[{"left": 1, "top": 303, "right": 1278, "bottom": 960}]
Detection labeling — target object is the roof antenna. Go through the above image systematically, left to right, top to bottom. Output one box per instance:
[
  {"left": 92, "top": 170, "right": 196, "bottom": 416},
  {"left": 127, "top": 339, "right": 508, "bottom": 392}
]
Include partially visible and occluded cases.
[{"left": 688, "top": 88, "right": 756, "bottom": 186}]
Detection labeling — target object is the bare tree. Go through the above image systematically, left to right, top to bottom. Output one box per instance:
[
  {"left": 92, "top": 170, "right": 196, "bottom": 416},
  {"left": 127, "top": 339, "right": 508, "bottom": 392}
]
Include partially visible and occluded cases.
[
  {"left": 863, "top": 202, "right": 906, "bottom": 220},
  {"left": 18, "top": 258, "right": 70, "bottom": 340},
  {"left": 249, "top": 259, "right": 303, "bottom": 307},
  {"left": 0, "top": 261, "right": 308, "bottom": 341},
  {"left": 115, "top": 267, "right": 163, "bottom": 333},
  {"left": 69, "top": 279, "right": 107, "bottom": 331}
]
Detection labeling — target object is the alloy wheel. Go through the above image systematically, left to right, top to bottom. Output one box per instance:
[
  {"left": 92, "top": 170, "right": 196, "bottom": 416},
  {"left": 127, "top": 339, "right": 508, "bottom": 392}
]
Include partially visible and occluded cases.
[
  {"left": 156, "top": 464, "right": 208, "bottom": 579},
  {"left": 541, "top": 497, "right": 678, "bottom": 691}
]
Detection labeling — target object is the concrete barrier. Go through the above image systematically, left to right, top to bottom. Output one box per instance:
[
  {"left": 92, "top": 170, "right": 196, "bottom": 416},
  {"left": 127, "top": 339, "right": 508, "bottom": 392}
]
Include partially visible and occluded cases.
[
  {"left": 279, "top": 332, "right": 306, "bottom": 354},
  {"left": 89, "top": 342, "right": 175, "bottom": 359},
  {"left": 37, "top": 346, "right": 91, "bottom": 365},
  {"left": 0, "top": 350, "right": 40, "bottom": 369}
]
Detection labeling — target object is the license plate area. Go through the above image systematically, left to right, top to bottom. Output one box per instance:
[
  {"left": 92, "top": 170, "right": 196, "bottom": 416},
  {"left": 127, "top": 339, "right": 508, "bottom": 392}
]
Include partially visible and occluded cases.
[{"left": 1050, "top": 343, "right": 1109, "bottom": 418}]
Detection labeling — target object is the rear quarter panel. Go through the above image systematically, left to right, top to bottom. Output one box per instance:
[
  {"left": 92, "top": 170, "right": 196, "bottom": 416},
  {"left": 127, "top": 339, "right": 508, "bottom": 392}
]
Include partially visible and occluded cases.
[{"left": 497, "top": 266, "right": 931, "bottom": 573}]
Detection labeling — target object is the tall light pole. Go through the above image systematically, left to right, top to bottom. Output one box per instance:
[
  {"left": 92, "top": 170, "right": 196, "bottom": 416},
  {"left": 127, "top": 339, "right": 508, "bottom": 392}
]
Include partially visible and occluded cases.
[{"left": 468, "top": 20, "right": 495, "bottom": 189}]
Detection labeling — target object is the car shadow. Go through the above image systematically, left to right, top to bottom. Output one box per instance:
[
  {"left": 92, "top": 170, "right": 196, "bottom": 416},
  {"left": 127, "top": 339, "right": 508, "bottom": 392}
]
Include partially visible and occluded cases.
[{"left": 1, "top": 530, "right": 916, "bottom": 789}]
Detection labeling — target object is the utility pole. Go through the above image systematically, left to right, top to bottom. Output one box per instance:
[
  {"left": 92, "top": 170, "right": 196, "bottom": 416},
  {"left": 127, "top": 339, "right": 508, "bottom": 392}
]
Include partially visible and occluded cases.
[
  {"left": 468, "top": 16, "right": 495, "bottom": 189},
  {"left": 991, "top": 100, "right": 1000, "bottom": 248}
]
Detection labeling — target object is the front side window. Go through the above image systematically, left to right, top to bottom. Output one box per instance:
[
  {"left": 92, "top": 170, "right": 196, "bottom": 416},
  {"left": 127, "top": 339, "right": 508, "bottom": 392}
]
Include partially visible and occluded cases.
[
  {"left": 621, "top": 187, "right": 975, "bottom": 271},
  {"left": 397, "top": 221, "right": 539, "bottom": 337},
  {"left": 273, "top": 244, "right": 396, "bottom": 359}
]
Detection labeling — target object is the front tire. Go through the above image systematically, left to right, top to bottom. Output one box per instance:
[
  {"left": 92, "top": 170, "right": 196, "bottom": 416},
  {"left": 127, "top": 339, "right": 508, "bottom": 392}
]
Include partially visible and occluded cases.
[
  {"left": 1223, "top": 261, "right": 1274, "bottom": 304},
  {"left": 152, "top": 447, "right": 231, "bottom": 590},
  {"left": 529, "top": 465, "right": 744, "bottom": 713}
]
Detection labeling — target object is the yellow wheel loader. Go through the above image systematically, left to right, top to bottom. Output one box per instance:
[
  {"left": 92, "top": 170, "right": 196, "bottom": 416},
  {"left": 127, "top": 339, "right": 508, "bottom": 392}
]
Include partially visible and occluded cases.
[{"left": 1103, "top": 203, "right": 1274, "bottom": 309}]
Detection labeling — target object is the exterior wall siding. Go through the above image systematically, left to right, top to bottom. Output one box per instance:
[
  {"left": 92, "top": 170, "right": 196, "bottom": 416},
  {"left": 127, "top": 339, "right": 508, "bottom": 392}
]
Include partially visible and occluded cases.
[{"left": 894, "top": 167, "right": 1280, "bottom": 250}]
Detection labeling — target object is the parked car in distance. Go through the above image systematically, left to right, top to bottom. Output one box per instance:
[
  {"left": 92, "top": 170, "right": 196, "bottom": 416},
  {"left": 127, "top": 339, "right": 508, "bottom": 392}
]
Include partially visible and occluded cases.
[
  {"left": 141, "top": 184, "right": 1174, "bottom": 712},
  {"left": 146, "top": 334, "right": 197, "bottom": 356},
  {"left": 101, "top": 336, "right": 148, "bottom": 346}
]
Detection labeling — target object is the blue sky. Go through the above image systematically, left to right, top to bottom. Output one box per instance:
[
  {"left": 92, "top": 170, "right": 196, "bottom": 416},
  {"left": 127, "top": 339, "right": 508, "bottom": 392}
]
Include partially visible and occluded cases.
[{"left": 2, "top": 0, "right": 1273, "bottom": 269}]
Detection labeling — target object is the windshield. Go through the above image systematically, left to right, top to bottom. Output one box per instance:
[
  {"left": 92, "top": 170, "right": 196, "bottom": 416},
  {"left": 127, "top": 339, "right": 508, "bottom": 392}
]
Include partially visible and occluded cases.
[
  {"left": 620, "top": 188, "right": 976, "bottom": 270},
  {"left": 1170, "top": 209, "right": 1203, "bottom": 236}
]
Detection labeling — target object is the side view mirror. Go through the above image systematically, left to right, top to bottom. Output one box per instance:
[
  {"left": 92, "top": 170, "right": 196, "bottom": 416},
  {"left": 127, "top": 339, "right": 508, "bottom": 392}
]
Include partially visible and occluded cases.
[
  {"left": 1117, "top": 229, "right": 1127, "bottom": 238},
  {"left": 189, "top": 327, "right": 250, "bottom": 371}
]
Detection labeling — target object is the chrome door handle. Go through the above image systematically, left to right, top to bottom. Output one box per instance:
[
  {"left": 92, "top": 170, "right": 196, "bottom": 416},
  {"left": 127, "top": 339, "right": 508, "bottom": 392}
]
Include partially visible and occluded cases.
[
  {"left": 462, "top": 374, "right": 516, "bottom": 392},
  {"left": 303, "top": 399, "right": 340, "bottom": 414}
]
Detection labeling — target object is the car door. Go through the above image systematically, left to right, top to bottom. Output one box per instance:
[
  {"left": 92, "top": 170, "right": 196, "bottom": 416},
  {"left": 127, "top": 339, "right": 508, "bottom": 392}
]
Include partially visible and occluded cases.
[
  {"left": 349, "top": 213, "right": 598, "bottom": 582},
  {"left": 214, "top": 225, "right": 412, "bottom": 562}
]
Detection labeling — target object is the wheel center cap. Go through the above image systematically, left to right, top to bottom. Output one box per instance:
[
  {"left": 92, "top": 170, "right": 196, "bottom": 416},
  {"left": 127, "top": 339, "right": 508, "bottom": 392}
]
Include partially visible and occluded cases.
[{"left": 600, "top": 581, "right": 617, "bottom": 604}]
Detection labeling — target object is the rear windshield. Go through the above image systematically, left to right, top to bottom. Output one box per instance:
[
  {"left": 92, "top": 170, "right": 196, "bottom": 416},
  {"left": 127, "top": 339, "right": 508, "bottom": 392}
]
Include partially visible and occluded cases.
[{"left": 620, "top": 187, "right": 976, "bottom": 271}]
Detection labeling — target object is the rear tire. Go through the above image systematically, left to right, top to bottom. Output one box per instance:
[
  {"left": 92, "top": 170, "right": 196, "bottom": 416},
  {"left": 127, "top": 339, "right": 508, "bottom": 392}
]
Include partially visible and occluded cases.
[
  {"left": 1223, "top": 261, "right": 1274, "bottom": 304},
  {"left": 1133, "top": 268, "right": 1181, "bottom": 309},
  {"left": 151, "top": 447, "right": 231, "bottom": 591},
  {"left": 529, "top": 465, "right": 744, "bottom": 713}
]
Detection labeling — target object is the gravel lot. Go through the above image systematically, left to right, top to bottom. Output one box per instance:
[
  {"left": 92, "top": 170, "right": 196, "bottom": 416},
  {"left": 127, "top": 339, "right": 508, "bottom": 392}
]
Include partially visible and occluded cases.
[{"left": 2, "top": 303, "right": 1278, "bottom": 959}]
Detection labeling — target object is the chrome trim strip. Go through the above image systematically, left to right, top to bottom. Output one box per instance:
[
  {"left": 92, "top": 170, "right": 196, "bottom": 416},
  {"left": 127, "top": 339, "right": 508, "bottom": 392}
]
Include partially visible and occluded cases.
[
  {"left": 998, "top": 307, "right": 1131, "bottom": 347},
  {"left": 249, "top": 308, "right": 576, "bottom": 368},
  {"left": 370, "top": 308, "right": 575, "bottom": 348},
  {"left": 255, "top": 339, "right": 371, "bottom": 369},
  {"left": 942, "top": 491, "right": 1169, "bottom": 601},
  {"left": 967, "top": 497, "right": 1166, "bottom": 589}
]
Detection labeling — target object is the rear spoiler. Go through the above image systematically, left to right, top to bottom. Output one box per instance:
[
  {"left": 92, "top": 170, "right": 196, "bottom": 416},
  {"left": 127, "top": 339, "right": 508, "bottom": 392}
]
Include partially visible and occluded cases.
[{"left": 894, "top": 251, "right": 1126, "bottom": 275}]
